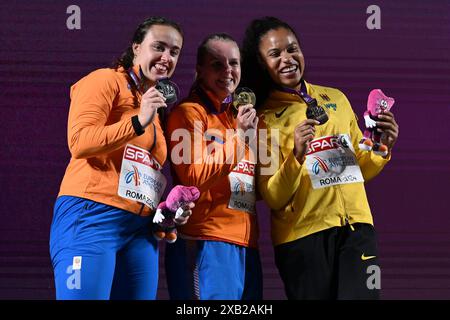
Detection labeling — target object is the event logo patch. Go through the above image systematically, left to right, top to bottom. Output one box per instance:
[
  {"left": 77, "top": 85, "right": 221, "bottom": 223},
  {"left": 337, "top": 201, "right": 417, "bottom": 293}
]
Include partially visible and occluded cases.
[
  {"left": 312, "top": 156, "right": 330, "bottom": 175},
  {"left": 125, "top": 165, "right": 141, "bottom": 186}
]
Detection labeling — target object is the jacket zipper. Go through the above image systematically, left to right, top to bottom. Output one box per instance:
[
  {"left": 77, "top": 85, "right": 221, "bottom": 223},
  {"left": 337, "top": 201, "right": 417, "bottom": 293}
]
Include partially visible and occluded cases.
[
  {"left": 336, "top": 185, "right": 354, "bottom": 231},
  {"left": 345, "top": 216, "right": 355, "bottom": 231}
]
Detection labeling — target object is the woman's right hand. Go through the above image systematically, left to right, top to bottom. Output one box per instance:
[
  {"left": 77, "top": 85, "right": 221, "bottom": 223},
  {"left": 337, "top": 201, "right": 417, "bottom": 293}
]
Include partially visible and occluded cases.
[
  {"left": 138, "top": 87, "right": 167, "bottom": 129},
  {"left": 236, "top": 104, "right": 258, "bottom": 131},
  {"left": 236, "top": 104, "right": 258, "bottom": 143},
  {"left": 293, "top": 119, "right": 320, "bottom": 164}
]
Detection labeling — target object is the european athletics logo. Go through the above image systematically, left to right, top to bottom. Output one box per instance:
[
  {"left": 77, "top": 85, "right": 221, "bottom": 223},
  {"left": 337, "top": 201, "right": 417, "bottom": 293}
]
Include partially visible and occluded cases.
[
  {"left": 312, "top": 156, "right": 329, "bottom": 175},
  {"left": 125, "top": 165, "right": 141, "bottom": 186},
  {"left": 232, "top": 178, "right": 253, "bottom": 196}
]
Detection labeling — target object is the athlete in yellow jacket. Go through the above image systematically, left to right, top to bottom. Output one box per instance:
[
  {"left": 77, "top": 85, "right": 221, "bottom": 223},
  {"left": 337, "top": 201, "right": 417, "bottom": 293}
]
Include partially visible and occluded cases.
[
  {"left": 241, "top": 17, "right": 399, "bottom": 299},
  {"left": 258, "top": 81, "right": 390, "bottom": 246}
]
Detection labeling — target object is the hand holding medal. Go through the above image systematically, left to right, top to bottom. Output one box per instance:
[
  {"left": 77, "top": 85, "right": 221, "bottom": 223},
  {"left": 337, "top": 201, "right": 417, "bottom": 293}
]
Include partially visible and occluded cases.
[
  {"left": 155, "top": 78, "right": 179, "bottom": 105},
  {"left": 155, "top": 78, "right": 180, "bottom": 123},
  {"left": 232, "top": 87, "right": 256, "bottom": 116},
  {"left": 306, "top": 99, "right": 328, "bottom": 125}
]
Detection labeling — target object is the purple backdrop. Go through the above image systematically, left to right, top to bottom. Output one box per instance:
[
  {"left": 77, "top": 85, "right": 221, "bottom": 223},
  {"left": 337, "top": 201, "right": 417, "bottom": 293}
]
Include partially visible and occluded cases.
[{"left": 1, "top": 0, "right": 449, "bottom": 299}]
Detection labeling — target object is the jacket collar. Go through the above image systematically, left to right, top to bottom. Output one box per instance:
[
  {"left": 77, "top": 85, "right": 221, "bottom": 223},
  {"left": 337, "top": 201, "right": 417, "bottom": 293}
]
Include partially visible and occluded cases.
[{"left": 193, "top": 85, "right": 232, "bottom": 114}]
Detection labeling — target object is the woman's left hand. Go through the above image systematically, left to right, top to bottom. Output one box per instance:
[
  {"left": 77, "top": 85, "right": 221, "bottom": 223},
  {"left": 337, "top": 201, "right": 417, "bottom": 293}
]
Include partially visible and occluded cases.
[
  {"left": 377, "top": 110, "right": 399, "bottom": 154},
  {"left": 174, "top": 202, "right": 195, "bottom": 225}
]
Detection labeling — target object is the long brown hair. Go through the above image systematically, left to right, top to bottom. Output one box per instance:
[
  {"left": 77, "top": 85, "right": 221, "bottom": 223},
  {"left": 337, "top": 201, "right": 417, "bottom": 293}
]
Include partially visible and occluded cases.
[{"left": 113, "top": 16, "right": 183, "bottom": 70}]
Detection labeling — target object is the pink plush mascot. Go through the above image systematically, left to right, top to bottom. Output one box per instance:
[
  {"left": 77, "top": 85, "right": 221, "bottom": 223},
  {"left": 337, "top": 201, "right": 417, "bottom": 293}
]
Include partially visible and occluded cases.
[
  {"left": 358, "top": 89, "right": 395, "bottom": 156},
  {"left": 152, "top": 185, "right": 200, "bottom": 243}
]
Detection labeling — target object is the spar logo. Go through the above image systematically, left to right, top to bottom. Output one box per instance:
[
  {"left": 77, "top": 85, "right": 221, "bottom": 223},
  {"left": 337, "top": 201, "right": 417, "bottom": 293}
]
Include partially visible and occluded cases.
[
  {"left": 307, "top": 135, "right": 350, "bottom": 155},
  {"left": 124, "top": 145, "right": 160, "bottom": 170},
  {"left": 312, "top": 156, "right": 329, "bottom": 175},
  {"left": 233, "top": 161, "right": 255, "bottom": 176},
  {"left": 125, "top": 165, "right": 141, "bottom": 186}
]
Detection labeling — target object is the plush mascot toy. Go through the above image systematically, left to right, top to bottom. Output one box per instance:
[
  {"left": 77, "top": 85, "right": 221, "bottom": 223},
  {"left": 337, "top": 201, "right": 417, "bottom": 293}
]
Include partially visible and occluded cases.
[
  {"left": 358, "top": 89, "right": 395, "bottom": 156},
  {"left": 152, "top": 185, "right": 200, "bottom": 243}
]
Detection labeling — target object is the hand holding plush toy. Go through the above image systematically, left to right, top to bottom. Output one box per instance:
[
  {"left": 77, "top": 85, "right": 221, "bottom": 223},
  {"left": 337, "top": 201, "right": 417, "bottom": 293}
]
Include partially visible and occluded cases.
[
  {"left": 358, "top": 89, "right": 395, "bottom": 157},
  {"left": 152, "top": 185, "right": 200, "bottom": 243}
]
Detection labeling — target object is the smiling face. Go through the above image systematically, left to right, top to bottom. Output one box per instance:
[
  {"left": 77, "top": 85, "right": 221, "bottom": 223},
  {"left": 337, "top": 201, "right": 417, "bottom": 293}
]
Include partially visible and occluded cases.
[
  {"left": 132, "top": 24, "right": 183, "bottom": 84},
  {"left": 258, "top": 27, "right": 305, "bottom": 90},
  {"left": 196, "top": 39, "right": 241, "bottom": 101}
]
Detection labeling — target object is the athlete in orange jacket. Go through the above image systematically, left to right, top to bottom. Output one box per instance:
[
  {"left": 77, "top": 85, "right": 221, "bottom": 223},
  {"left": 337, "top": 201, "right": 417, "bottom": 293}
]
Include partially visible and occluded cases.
[
  {"left": 49, "top": 17, "right": 192, "bottom": 300},
  {"left": 164, "top": 33, "right": 262, "bottom": 300},
  {"left": 58, "top": 65, "right": 167, "bottom": 216},
  {"left": 167, "top": 88, "right": 259, "bottom": 247}
]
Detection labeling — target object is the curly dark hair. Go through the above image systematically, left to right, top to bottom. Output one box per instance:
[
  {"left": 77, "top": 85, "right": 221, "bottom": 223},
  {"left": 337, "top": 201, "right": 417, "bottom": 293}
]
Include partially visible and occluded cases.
[
  {"left": 113, "top": 16, "right": 183, "bottom": 70},
  {"left": 241, "top": 16, "right": 298, "bottom": 109}
]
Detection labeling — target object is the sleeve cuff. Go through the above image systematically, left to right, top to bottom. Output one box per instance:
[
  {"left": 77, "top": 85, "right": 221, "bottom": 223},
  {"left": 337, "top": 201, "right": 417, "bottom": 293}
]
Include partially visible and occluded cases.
[
  {"left": 131, "top": 115, "right": 145, "bottom": 136},
  {"left": 373, "top": 150, "right": 391, "bottom": 165}
]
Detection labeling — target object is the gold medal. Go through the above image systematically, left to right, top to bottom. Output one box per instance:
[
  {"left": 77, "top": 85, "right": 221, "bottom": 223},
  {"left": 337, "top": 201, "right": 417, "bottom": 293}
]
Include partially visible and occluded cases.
[{"left": 232, "top": 87, "right": 256, "bottom": 112}]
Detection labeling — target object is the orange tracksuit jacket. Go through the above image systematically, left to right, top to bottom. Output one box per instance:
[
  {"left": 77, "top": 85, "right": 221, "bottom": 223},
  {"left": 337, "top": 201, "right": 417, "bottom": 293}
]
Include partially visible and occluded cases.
[
  {"left": 58, "top": 66, "right": 167, "bottom": 217},
  {"left": 166, "top": 88, "right": 258, "bottom": 248}
]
